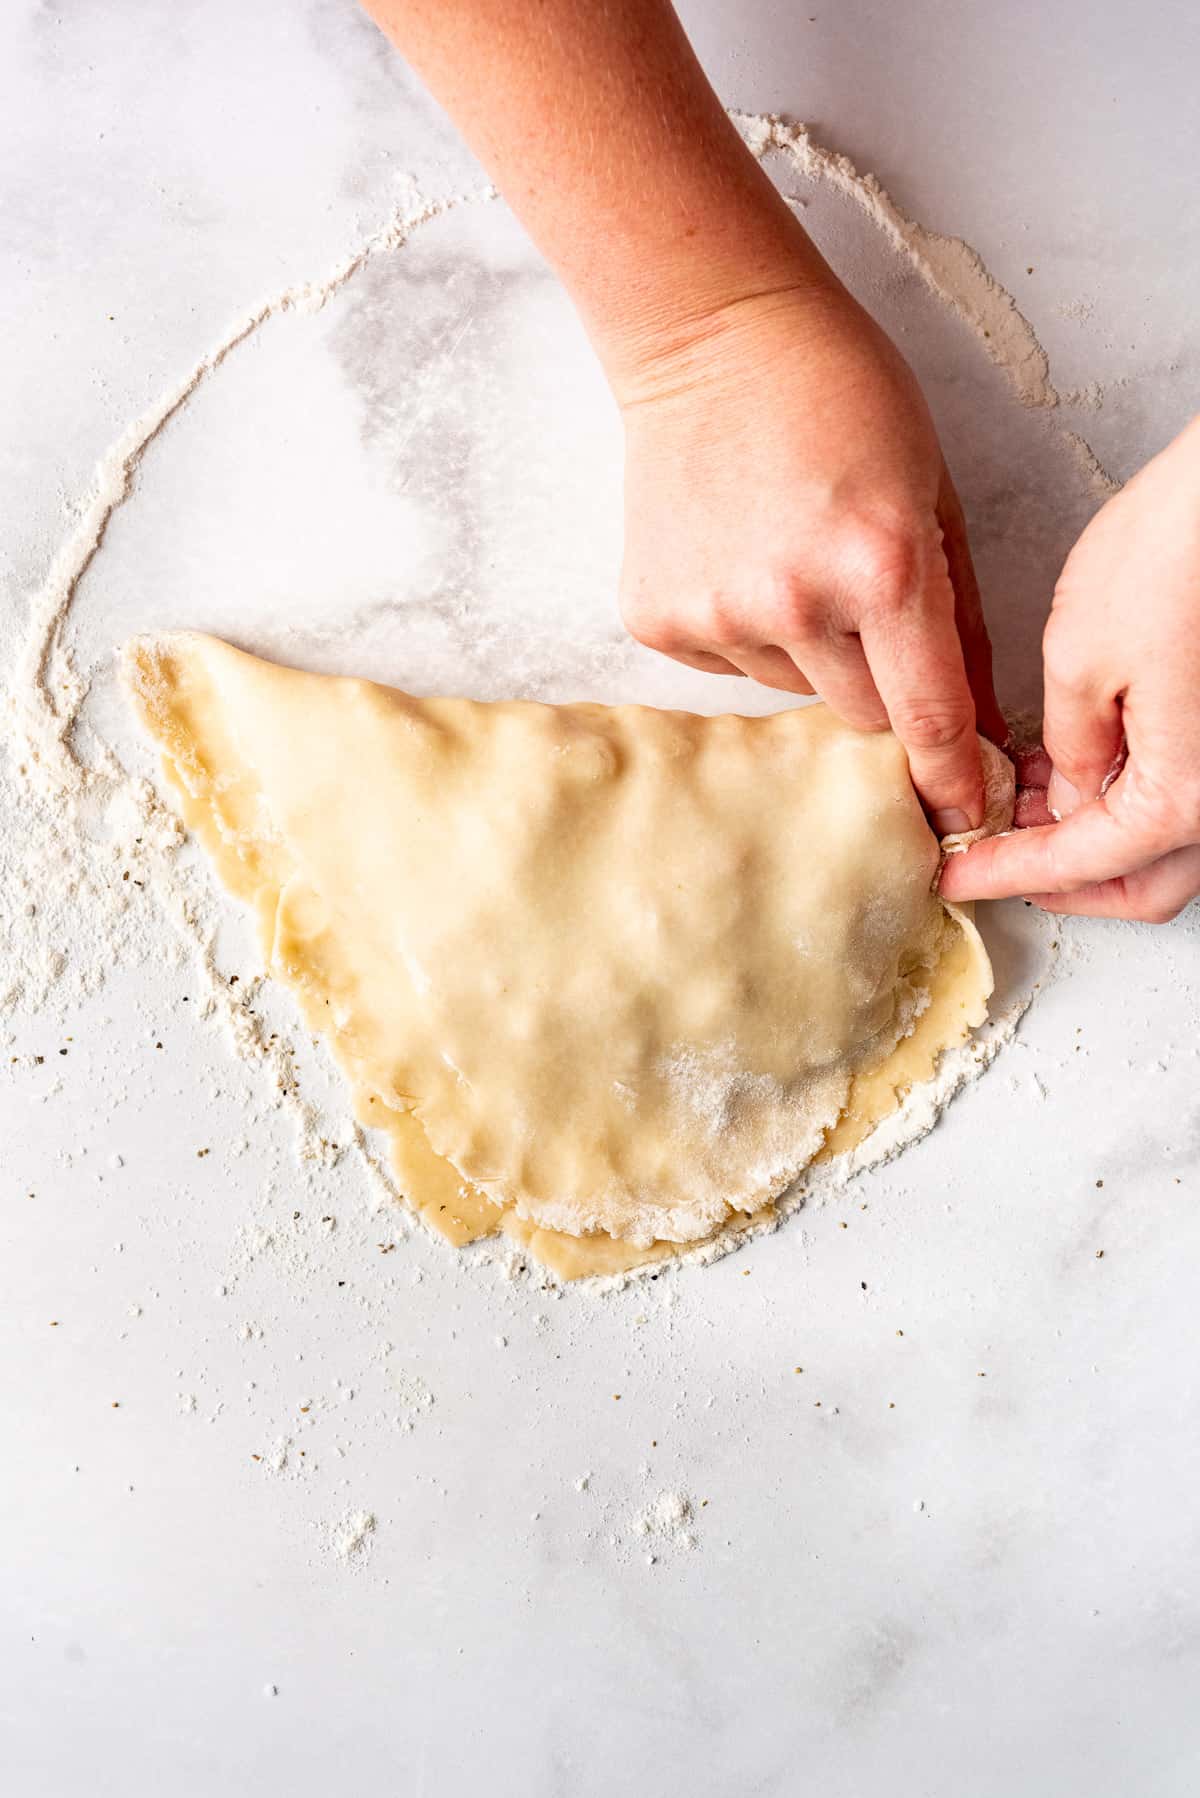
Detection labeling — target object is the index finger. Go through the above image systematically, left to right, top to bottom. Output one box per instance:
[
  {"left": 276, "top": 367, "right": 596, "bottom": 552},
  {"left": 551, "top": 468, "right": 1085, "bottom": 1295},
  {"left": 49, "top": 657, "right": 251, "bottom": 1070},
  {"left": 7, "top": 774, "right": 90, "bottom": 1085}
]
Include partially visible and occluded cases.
[
  {"left": 859, "top": 600, "right": 984, "bottom": 833},
  {"left": 939, "top": 780, "right": 1164, "bottom": 902}
]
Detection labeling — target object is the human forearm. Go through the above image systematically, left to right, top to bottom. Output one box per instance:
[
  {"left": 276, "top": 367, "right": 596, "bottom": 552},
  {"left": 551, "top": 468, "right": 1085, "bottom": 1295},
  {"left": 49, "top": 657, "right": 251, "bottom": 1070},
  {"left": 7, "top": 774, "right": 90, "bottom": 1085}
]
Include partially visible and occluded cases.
[{"left": 361, "top": 0, "right": 840, "bottom": 392}]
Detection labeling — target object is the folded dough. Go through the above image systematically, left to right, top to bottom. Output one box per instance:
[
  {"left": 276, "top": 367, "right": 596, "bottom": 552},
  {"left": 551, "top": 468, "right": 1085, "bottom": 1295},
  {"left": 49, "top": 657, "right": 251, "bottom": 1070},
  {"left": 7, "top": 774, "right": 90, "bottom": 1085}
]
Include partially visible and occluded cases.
[{"left": 125, "top": 633, "right": 1012, "bottom": 1277}]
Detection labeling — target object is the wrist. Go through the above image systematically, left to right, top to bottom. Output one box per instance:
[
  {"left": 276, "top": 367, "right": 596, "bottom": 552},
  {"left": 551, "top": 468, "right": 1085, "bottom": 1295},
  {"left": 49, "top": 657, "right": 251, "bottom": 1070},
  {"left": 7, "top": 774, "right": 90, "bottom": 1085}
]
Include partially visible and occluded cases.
[
  {"left": 561, "top": 157, "right": 845, "bottom": 405},
  {"left": 600, "top": 260, "right": 865, "bottom": 412}
]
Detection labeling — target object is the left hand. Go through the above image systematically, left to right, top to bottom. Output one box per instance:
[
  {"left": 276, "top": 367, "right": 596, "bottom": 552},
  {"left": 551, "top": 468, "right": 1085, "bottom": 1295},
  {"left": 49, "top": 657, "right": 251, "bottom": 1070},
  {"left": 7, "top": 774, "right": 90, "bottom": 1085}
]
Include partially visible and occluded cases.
[{"left": 941, "top": 415, "right": 1200, "bottom": 922}]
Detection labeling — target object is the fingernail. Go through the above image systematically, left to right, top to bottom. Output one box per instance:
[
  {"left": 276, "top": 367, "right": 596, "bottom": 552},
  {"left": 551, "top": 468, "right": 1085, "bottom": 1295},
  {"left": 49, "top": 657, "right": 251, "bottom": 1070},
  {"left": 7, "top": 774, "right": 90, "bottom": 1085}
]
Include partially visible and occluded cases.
[
  {"left": 1045, "top": 771, "right": 1081, "bottom": 821},
  {"left": 932, "top": 808, "right": 971, "bottom": 835}
]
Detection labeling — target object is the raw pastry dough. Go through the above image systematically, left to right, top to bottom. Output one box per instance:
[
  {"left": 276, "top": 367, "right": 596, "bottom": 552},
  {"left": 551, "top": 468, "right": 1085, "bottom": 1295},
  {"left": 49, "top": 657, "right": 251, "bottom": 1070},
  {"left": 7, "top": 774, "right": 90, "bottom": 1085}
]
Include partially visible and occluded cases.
[{"left": 126, "top": 633, "right": 1012, "bottom": 1277}]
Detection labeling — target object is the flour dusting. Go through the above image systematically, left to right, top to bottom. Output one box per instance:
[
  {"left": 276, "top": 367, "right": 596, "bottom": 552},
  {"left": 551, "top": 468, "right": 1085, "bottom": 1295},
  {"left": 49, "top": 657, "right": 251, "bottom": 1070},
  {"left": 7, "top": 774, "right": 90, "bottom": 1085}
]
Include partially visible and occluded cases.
[
  {"left": 659, "top": 1040, "right": 790, "bottom": 1134},
  {"left": 631, "top": 1488, "right": 697, "bottom": 1553},
  {"left": 329, "top": 1508, "right": 377, "bottom": 1562}
]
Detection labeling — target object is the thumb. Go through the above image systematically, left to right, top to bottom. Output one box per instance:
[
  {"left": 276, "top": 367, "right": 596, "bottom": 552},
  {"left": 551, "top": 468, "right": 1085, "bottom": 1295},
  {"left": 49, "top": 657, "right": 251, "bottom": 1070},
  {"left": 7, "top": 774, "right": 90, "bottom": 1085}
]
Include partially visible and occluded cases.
[{"left": 1042, "top": 609, "right": 1125, "bottom": 818}]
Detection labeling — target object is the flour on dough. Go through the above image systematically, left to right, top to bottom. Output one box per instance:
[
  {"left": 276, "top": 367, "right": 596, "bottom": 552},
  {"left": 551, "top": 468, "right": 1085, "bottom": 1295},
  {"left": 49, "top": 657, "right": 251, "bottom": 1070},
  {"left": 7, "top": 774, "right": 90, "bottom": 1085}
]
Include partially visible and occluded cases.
[{"left": 125, "top": 633, "right": 1013, "bottom": 1277}]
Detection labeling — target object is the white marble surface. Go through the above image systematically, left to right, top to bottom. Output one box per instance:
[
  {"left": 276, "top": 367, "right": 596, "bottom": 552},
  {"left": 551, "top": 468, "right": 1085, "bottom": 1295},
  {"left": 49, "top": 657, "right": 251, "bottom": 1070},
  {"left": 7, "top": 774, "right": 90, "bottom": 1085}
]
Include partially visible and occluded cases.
[{"left": 3, "top": 3, "right": 1200, "bottom": 1793}]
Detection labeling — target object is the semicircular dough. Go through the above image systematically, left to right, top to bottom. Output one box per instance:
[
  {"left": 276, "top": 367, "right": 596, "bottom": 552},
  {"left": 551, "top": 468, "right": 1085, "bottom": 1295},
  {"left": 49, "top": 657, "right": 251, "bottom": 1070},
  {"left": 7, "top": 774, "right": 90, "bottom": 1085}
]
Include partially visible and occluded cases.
[{"left": 125, "top": 633, "right": 1013, "bottom": 1276}]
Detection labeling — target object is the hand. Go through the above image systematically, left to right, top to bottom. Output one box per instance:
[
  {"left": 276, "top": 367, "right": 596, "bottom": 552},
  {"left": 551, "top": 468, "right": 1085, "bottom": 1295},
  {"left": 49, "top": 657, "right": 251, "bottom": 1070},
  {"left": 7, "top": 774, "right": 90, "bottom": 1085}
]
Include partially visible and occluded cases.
[
  {"left": 363, "top": 0, "right": 1001, "bottom": 828},
  {"left": 364, "top": 0, "right": 1002, "bottom": 827},
  {"left": 616, "top": 281, "right": 1007, "bottom": 832},
  {"left": 941, "top": 416, "right": 1200, "bottom": 923}
]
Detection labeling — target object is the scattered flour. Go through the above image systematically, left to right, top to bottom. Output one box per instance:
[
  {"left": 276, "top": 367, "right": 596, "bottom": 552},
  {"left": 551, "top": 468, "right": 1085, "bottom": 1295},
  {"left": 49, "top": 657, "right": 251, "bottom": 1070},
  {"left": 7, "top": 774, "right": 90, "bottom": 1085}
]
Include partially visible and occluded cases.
[
  {"left": 1055, "top": 296, "right": 1096, "bottom": 323},
  {"left": 1062, "top": 380, "right": 1105, "bottom": 412},
  {"left": 1061, "top": 429, "right": 1121, "bottom": 499},
  {"left": 388, "top": 1367, "right": 436, "bottom": 1430},
  {"left": 257, "top": 1437, "right": 294, "bottom": 1478},
  {"left": 571, "top": 1459, "right": 706, "bottom": 1568},
  {"left": 631, "top": 1489, "right": 697, "bottom": 1553},
  {"left": 329, "top": 1508, "right": 377, "bottom": 1562}
]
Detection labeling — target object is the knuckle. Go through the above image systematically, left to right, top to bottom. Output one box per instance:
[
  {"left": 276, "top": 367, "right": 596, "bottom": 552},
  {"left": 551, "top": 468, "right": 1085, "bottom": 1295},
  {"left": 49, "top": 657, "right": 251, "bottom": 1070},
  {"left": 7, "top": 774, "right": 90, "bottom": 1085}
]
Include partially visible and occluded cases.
[
  {"left": 838, "top": 518, "right": 924, "bottom": 616},
  {"left": 768, "top": 577, "right": 823, "bottom": 640},
  {"left": 623, "top": 589, "right": 746, "bottom": 655},
  {"left": 619, "top": 591, "right": 657, "bottom": 645},
  {"left": 621, "top": 594, "right": 686, "bottom": 655},
  {"left": 702, "top": 594, "right": 745, "bottom": 647},
  {"left": 625, "top": 615, "right": 678, "bottom": 655},
  {"left": 889, "top": 699, "right": 975, "bottom": 753},
  {"left": 1042, "top": 739, "right": 1094, "bottom": 787}
]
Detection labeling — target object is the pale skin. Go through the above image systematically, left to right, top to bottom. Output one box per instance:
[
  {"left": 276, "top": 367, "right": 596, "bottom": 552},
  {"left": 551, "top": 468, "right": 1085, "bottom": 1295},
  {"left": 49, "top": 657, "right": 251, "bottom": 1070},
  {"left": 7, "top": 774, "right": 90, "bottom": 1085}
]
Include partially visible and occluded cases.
[
  {"left": 363, "top": 0, "right": 1200, "bottom": 922},
  {"left": 940, "top": 417, "right": 1200, "bottom": 921}
]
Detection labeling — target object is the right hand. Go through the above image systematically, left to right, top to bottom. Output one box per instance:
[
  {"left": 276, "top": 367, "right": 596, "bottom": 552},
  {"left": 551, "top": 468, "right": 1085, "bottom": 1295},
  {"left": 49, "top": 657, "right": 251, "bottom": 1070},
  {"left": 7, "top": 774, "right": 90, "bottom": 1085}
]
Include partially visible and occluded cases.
[
  {"left": 615, "top": 280, "right": 1007, "bottom": 833},
  {"left": 942, "top": 415, "right": 1200, "bottom": 921}
]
